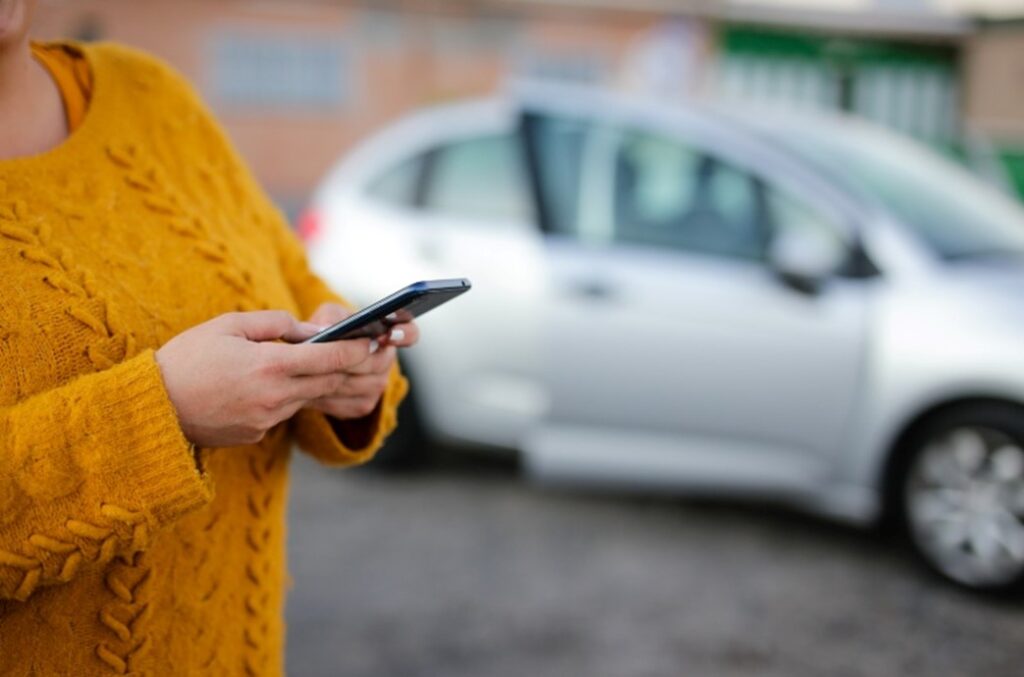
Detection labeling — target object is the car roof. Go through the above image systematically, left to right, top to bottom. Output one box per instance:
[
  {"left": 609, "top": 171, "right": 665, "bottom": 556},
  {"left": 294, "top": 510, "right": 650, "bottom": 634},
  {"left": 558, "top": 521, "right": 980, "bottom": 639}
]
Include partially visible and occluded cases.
[
  {"left": 506, "top": 78, "right": 875, "bottom": 152},
  {"left": 341, "top": 79, "right": 869, "bottom": 172},
  {"left": 322, "top": 80, "right": 877, "bottom": 227},
  {"left": 506, "top": 81, "right": 893, "bottom": 222}
]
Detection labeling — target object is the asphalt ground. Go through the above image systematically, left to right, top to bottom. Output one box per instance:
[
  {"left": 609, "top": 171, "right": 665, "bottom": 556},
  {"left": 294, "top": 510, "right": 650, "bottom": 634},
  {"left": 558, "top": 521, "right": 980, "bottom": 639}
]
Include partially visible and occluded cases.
[{"left": 285, "top": 452, "right": 1023, "bottom": 677}]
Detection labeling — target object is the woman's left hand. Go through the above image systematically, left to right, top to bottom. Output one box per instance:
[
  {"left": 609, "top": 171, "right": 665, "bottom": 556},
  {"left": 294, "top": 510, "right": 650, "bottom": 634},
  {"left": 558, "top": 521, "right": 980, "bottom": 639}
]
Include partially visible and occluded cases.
[{"left": 303, "top": 302, "right": 418, "bottom": 420}]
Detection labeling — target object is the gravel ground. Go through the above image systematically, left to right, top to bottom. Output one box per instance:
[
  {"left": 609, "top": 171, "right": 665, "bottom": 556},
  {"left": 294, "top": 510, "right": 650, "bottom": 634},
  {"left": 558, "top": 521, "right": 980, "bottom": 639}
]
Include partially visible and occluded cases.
[{"left": 284, "top": 452, "right": 1023, "bottom": 677}]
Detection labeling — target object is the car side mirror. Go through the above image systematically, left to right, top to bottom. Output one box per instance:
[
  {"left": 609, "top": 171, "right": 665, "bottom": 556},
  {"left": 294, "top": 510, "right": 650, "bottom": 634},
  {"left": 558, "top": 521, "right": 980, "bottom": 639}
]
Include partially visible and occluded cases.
[{"left": 768, "top": 227, "right": 848, "bottom": 295}]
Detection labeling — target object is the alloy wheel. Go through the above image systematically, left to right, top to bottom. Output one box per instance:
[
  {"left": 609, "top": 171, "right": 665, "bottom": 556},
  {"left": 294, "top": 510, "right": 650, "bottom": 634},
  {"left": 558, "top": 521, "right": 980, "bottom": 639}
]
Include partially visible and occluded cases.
[{"left": 905, "top": 426, "right": 1024, "bottom": 588}]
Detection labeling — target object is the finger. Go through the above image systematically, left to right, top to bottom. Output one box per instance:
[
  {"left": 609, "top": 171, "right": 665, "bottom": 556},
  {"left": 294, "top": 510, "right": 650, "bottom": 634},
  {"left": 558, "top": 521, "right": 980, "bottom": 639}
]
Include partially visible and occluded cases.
[
  {"left": 309, "top": 302, "right": 351, "bottom": 327},
  {"left": 222, "top": 310, "right": 319, "bottom": 343},
  {"left": 382, "top": 321, "right": 419, "bottom": 348},
  {"left": 266, "top": 336, "right": 378, "bottom": 376},
  {"left": 344, "top": 345, "right": 396, "bottom": 376},
  {"left": 287, "top": 371, "right": 350, "bottom": 403},
  {"left": 295, "top": 371, "right": 389, "bottom": 401},
  {"left": 308, "top": 395, "right": 382, "bottom": 421},
  {"left": 277, "top": 398, "right": 307, "bottom": 425}
]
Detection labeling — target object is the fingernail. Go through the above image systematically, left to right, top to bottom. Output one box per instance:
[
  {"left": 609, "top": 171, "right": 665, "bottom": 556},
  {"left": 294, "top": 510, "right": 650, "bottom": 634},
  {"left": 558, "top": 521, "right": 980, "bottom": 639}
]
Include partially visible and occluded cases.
[
  {"left": 386, "top": 312, "right": 398, "bottom": 322},
  {"left": 389, "top": 328, "right": 405, "bottom": 343},
  {"left": 369, "top": 339, "right": 379, "bottom": 354}
]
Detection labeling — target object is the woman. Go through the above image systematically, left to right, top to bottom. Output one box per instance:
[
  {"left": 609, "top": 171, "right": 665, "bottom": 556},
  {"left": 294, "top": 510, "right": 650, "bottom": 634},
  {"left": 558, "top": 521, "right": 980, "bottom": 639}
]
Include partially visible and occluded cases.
[{"left": 0, "top": 1, "right": 415, "bottom": 674}]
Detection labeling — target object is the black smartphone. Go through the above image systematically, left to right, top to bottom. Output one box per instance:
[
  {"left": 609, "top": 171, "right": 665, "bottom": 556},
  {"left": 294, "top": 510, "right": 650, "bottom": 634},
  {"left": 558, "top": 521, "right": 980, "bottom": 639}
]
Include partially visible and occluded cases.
[{"left": 303, "top": 278, "right": 472, "bottom": 343}]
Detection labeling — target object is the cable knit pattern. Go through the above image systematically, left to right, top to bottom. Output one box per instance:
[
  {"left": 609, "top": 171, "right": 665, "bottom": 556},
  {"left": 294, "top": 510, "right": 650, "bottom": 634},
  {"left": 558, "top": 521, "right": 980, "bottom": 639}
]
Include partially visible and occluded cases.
[{"left": 0, "top": 41, "right": 408, "bottom": 676}]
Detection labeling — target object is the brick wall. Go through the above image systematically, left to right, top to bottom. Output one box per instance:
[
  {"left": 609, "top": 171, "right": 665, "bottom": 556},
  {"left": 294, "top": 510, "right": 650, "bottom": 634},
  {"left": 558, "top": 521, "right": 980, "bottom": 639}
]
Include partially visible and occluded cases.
[{"left": 32, "top": 0, "right": 686, "bottom": 212}]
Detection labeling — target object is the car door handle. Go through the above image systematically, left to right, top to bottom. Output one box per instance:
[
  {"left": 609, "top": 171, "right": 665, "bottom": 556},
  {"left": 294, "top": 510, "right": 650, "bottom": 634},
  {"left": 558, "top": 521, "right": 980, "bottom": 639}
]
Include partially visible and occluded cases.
[{"left": 566, "top": 279, "right": 615, "bottom": 301}]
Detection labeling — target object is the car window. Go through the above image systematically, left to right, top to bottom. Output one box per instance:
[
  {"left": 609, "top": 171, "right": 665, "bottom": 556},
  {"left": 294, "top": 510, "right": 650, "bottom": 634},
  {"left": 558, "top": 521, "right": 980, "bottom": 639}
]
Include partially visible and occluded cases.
[
  {"left": 523, "top": 115, "right": 592, "bottom": 237},
  {"left": 765, "top": 119, "right": 1024, "bottom": 261},
  {"left": 613, "top": 132, "right": 768, "bottom": 261},
  {"left": 421, "top": 134, "right": 532, "bottom": 223},
  {"left": 366, "top": 154, "right": 423, "bottom": 208},
  {"left": 764, "top": 185, "right": 849, "bottom": 268}
]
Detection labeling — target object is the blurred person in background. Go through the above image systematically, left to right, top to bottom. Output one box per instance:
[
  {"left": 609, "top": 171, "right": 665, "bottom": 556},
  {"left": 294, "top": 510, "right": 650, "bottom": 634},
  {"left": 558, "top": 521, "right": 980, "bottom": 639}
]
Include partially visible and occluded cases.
[{"left": 0, "top": 0, "right": 417, "bottom": 674}]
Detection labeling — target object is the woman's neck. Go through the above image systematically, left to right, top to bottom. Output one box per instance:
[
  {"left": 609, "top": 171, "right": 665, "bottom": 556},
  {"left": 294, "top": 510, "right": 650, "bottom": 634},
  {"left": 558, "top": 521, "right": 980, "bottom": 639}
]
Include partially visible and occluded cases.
[{"left": 0, "top": 38, "right": 67, "bottom": 160}]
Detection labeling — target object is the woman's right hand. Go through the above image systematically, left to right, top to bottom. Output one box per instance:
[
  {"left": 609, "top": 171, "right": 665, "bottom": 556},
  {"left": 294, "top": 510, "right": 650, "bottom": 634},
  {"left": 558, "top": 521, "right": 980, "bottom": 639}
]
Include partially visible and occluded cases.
[{"left": 154, "top": 310, "right": 380, "bottom": 448}]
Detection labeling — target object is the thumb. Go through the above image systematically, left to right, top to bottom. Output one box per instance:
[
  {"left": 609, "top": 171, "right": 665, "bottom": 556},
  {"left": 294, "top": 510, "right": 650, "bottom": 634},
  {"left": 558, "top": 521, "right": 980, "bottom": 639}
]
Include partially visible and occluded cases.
[
  {"left": 309, "top": 302, "right": 351, "bottom": 326},
  {"left": 225, "top": 310, "right": 321, "bottom": 343}
]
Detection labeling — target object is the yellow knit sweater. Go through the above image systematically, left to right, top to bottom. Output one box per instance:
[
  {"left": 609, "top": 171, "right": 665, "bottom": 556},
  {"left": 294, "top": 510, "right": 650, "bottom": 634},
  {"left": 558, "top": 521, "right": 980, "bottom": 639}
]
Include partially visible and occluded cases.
[{"left": 0, "top": 42, "right": 407, "bottom": 675}]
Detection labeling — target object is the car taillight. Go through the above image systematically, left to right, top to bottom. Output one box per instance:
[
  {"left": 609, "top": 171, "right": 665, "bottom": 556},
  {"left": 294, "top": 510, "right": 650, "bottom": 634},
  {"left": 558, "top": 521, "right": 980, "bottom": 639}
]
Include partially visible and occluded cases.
[{"left": 296, "top": 207, "right": 323, "bottom": 244}]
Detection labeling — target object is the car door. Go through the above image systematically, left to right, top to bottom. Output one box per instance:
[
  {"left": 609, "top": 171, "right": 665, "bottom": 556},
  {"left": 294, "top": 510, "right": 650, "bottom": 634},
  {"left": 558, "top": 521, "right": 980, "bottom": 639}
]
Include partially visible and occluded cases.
[
  {"left": 523, "top": 112, "right": 872, "bottom": 488},
  {"left": 349, "top": 128, "right": 548, "bottom": 449},
  {"left": 409, "top": 130, "right": 549, "bottom": 447}
]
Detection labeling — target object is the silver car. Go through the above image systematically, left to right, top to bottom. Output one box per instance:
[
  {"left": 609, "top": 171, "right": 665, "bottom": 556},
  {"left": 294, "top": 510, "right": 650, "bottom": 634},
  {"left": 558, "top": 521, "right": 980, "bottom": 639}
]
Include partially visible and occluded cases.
[{"left": 303, "top": 84, "right": 1024, "bottom": 592}]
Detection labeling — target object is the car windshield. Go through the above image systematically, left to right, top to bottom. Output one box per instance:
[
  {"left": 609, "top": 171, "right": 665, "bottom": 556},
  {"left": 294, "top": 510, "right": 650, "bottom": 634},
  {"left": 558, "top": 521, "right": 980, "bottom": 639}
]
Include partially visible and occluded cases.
[{"left": 757, "top": 116, "right": 1024, "bottom": 261}]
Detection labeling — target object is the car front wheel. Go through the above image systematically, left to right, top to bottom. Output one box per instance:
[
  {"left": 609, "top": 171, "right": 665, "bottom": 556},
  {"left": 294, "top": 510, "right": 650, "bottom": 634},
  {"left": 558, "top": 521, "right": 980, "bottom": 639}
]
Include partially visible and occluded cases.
[{"left": 899, "top": 405, "right": 1024, "bottom": 592}]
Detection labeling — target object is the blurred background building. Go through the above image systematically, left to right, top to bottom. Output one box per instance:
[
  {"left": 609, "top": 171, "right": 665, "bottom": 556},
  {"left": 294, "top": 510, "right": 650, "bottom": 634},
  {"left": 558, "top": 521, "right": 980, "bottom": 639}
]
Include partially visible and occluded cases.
[{"left": 32, "top": 0, "right": 1024, "bottom": 215}]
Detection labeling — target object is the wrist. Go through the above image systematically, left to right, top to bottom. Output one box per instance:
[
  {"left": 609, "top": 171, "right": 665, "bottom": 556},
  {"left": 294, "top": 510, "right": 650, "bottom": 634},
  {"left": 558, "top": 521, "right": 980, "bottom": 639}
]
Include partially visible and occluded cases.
[{"left": 324, "top": 401, "right": 383, "bottom": 449}]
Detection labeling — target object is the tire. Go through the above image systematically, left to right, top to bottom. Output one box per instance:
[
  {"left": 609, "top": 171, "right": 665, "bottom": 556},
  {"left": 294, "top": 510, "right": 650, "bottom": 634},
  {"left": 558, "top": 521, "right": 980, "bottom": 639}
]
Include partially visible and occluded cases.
[
  {"left": 365, "top": 381, "right": 432, "bottom": 472},
  {"left": 894, "top": 403, "right": 1024, "bottom": 593}
]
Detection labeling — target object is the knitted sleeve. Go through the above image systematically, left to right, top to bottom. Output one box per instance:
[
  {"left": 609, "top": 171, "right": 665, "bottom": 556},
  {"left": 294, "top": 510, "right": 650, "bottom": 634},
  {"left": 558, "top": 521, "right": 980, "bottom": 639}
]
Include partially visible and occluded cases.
[
  {"left": 153, "top": 56, "right": 409, "bottom": 466},
  {"left": 0, "top": 351, "right": 212, "bottom": 602}
]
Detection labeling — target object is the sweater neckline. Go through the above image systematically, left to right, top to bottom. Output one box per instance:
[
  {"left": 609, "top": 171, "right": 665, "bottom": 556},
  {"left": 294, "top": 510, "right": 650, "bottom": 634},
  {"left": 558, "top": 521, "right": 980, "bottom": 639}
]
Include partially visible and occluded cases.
[{"left": 0, "top": 40, "right": 104, "bottom": 171}]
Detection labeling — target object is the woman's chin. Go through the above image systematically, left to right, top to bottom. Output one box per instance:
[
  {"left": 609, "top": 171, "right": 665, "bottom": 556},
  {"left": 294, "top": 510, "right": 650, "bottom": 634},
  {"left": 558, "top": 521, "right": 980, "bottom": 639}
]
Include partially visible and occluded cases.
[{"left": 0, "top": 0, "right": 28, "bottom": 47}]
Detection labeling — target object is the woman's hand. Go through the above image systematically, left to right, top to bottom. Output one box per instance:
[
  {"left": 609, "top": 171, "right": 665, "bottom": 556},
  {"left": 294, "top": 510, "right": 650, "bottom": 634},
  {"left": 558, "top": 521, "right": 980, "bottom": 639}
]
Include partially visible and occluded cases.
[
  {"left": 302, "top": 302, "right": 419, "bottom": 421},
  {"left": 155, "top": 310, "right": 382, "bottom": 448}
]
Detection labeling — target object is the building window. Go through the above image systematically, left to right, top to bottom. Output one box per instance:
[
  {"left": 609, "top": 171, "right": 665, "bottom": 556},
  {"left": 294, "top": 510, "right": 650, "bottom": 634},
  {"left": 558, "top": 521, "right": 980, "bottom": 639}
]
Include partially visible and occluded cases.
[
  {"left": 715, "top": 28, "right": 960, "bottom": 144},
  {"left": 208, "top": 32, "right": 351, "bottom": 110},
  {"left": 514, "top": 48, "right": 609, "bottom": 84}
]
